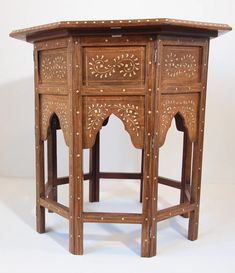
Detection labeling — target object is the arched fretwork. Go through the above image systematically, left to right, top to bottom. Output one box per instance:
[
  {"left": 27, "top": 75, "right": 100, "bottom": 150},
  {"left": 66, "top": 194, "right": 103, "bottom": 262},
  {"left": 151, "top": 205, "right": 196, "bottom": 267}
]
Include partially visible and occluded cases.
[
  {"left": 159, "top": 94, "right": 199, "bottom": 147},
  {"left": 40, "top": 95, "right": 70, "bottom": 146},
  {"left": 82, "top": 96, "right": 145, "bottom": 149}
]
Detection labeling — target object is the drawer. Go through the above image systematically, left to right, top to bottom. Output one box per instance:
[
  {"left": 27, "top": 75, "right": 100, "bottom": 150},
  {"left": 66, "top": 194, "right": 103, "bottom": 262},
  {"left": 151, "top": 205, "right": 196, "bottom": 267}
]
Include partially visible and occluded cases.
[{"left": 82, "top": 46, "right": 146, "bottom": 86}]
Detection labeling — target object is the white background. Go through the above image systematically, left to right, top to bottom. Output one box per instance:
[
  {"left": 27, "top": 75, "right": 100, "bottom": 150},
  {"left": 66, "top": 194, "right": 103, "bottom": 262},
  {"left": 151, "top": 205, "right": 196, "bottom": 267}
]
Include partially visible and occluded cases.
[{"left": 0, "top": 0, "right": 234, "bottom": 183}]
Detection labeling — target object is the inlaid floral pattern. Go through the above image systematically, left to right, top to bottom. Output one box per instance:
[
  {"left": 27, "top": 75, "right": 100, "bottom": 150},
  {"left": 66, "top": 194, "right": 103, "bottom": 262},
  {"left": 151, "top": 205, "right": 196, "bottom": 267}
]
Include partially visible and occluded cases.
[
  {"left": 164, "top": 52, "right": 197, "bottom": 78},
  {"left": 89, "top": 53, "right": 140, "bottom": 79},
  {"left": 40, "top": 54, "right": 67, "bottom": 81},
  {"left": 159, "top": 95, "right": 198, "bottom": 146},
  {"left": 40, "top": 96, "right": 70, "bottom": 146},
  {"left": 84, "top": 97, "right": 144, "bottom": 149},
  {"left": 87, "top": 103, "right": 111, "bottom": 136},
  {"left": 87, "top": 103, "right": 141, "bottom": 137},
  {"left": 114, "top": 104, "right": 141, "bottom": 135}
]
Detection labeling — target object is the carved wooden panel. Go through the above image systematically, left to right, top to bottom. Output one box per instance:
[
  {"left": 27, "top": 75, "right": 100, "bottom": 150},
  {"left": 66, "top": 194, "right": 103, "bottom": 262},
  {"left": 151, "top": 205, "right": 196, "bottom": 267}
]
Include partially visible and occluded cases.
[
  {"left": 161, "top": 46, "right": 202, "bottom": 83},
  {"left": 82, "top": 47, "right": 146, "bottom": 86},
  {"left": 38, "top": 49, "right": 67, "bottom": 83},
  {"left": 159, "top": 94, "right": 199, "bottom": 147},
  {"left": 40, "top": 95, "right": 70, "bottom": 146},
  {"left": 83, "top": 96, "right": 145, "bottom": 148}
]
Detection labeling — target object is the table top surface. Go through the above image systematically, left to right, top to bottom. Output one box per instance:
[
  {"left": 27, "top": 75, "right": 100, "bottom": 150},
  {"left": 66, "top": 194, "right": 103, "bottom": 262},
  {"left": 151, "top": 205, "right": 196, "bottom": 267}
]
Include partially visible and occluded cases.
[{"left": 10, "top": 18, "right": 232, "bottom": 42}]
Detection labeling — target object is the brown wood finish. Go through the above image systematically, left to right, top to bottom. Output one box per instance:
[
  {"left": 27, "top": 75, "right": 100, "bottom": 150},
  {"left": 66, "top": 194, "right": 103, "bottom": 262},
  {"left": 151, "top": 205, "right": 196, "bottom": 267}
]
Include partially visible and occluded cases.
[
  {"left": 10, "top": 18, "right": 231, "bottom": 257},
  {"left": 10, "top": 18, "right": 231, "bottom": 42},
  {"left": 188, "top": 41, "right": 209, "bottom": 241},
  {"left": 34, "top": 48, "right": 46, "bottom": 234},
  {"left": 47, "top": 115, "right": 58, "bottom": 212},
  {"left": 180, "top": 131, "right": 193, "bottom": 218},
  {"left": 89, "top": 132, "right": 100, "bottom": 202},
  {"left": 140, "top": 149, "right": 144, "bottom": 202},
  {"left": 158, "top": 176, "right": 181, "bottom": 189},
  {"left": 40, "top": 197, "right": 69, "bottom": 219},
  {"left": 157, "top": 203, "right": 196, "bottom": 222},
  {"left": 83, "top": 212, "right": 142, "bottom": 224}
]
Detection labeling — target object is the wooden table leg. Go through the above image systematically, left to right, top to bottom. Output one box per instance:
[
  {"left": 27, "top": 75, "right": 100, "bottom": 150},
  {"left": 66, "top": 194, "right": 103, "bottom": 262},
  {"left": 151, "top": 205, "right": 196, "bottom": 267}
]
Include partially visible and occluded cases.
[
  {"left": 69, "top": 37, "right": 83, "bottom": 255},
  {"left": 141, "top": 40, "right": 156, "bottom": 257},
  {"left": 188, "top": 90, "right": 206, "bottom": 240},
  {"left": 35, "top": 95, "right": 46, "bottom": 233},
  {"left": 47, "top": 116, "right": 58, "bottom": 211},
  {"left": 69, "top": 126, "right": 84, "bottom": 255},
  {"left": 180, "top": 131, "right": 192, "bottom": 218},
  {"left": 89, "top": 132, "right": 100, "bottom": 202},
  {"left": 36, "top": 140, "right": 46, "bottom": 233},
  {"left": 188, "top": 141, "right": 201, "bottom": 240},
  {"left": 141, "top": 147, "right": 151, "bottom": 257},
  {"left": 139, "top": 149, "right": 144, "bottom": 203}
]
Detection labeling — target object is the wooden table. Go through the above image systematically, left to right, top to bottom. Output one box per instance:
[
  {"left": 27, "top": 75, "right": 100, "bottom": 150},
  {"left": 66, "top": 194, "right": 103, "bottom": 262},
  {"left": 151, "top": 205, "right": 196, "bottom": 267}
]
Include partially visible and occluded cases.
[{"left": 10, "top": 18, "right": 231, "bottom": 257}]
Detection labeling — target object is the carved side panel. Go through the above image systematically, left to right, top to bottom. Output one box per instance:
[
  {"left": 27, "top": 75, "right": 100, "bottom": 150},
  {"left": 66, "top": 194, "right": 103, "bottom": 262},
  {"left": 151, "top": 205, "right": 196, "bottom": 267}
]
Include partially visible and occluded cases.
[
  {"left": 157, "top": 38, "right": 208, "bottom": 94},
  {"left": 83, "top": 47, "right": 146, "bottom": 85},
  {"left": 162, "top": 47, "right": 201, "bottom": 83},
  {"left": 39, "top": 49, "right": 67, "bottom": 83},
  {"left": 159, "top": 94, "right": 199, "bottom": 147},
  {"left": 40, "top": 95, "right": 70, "bottom": 146},
  {"left": 83, "top": 96, "right": 145, "bottom": 148}
]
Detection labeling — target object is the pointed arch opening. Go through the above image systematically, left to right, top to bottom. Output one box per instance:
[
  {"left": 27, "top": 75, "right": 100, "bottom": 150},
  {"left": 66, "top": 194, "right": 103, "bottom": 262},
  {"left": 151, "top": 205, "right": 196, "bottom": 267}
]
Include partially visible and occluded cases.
[
  {"left": 40, "top": 95, "right": 70, "bottom": 147},
  {"left": 83, "top": 96, "right": 145, "bottom": 149},
  {"left": 43, "top": 112, "right": 70, "bottom": 209},
  {"left": 159, "top": 113, "right": 193, "bottom": 211},
  {"left": 84, "top": 114, "right": 142, "bottom": 213}
]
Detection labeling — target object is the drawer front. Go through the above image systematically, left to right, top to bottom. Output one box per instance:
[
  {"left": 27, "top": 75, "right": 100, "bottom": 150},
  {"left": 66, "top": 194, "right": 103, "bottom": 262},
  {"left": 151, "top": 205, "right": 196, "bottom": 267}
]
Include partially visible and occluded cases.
[{"left": 82, "top": 46, "right": 146, "bottom": 86}]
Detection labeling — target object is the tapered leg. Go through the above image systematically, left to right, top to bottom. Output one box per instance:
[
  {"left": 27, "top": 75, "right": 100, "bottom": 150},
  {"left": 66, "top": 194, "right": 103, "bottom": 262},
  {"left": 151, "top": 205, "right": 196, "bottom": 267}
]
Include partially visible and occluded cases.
[
  {"left": 47, "top": 119, "right": 58, "bottom": 211},
  {"left": 180, "top": 131, "right": 192, "bottom": 218},
  {"left": 89, "top": 132, "right": 100, "bottom": 202}
]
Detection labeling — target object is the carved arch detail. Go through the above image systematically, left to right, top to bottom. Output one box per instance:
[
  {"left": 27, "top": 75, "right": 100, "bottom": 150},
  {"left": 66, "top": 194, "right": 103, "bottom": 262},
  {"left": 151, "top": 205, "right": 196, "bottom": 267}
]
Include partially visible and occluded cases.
[
  {"left": 159, "top": 94, "right": 199, "bottom": 147},
  {"left": 40, "top": 95, "right": 70, "bottom": 146},
  {"left": 83, "top": 96, "right": 145, "bottom": 149}
]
